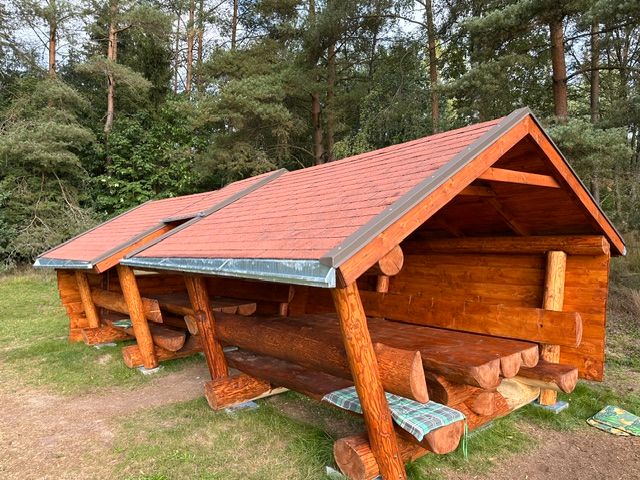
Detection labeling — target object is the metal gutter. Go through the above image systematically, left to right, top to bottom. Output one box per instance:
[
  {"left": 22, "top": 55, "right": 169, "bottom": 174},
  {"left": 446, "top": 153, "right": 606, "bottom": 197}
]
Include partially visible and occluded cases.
[
  {"left": 319, "top": 107, "right": 533, "bottom": 267},
  {"left": 125, "top": 168, "right": 288, "bottom": 260},
  {"left": 121, "top": 256, "right": 336, "bottom": 288},
  {"left": 33, "top": 258, "right": 94, "bottom": 270}
]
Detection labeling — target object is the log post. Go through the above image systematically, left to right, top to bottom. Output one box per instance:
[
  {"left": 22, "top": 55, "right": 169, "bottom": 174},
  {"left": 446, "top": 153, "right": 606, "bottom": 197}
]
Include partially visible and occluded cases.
[
  {"left": 539, "top": 250, "right": 566, "bottom": 405},
  {"left": 117, "top": 265, "right": 157, "bottom": 369},
  {"left": 75, "top": 271, "right": 100, "bottom": 329},
  {"left": 185, "top": 275, "right": 228, "bottom": 379},
  {"left": 331, "top": 283, "right": 406, "bottom": 480}
]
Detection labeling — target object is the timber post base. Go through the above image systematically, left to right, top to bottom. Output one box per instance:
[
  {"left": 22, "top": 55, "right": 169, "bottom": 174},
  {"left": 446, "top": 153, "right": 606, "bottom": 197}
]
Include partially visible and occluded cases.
[{"left": 204, "top": 373, "right": 272, "bottom": 410}]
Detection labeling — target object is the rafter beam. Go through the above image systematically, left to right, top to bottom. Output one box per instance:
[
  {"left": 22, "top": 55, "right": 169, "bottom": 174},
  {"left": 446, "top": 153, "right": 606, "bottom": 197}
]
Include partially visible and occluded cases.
[
  {"left": 478, "top": 167, "right": 561, "bottom": 188},
  {"left": 459, "top": 185, "right": 496, "bottom": 197},
  {"left": 485, "top": 196, "right": 530, "bottom": 236}
]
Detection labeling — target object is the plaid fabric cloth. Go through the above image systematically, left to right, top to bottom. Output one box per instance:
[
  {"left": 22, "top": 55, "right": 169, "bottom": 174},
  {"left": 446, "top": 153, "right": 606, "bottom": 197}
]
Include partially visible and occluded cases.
[
  {"left": 112, "top": 318, "right": 133, "bottom": 329},
  {"left": 323, "top": 386, "right": 466, "bottom": 442}
]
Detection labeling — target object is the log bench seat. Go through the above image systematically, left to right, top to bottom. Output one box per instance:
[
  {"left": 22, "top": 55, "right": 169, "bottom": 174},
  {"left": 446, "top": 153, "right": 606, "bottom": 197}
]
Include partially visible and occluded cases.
[{"left": 213, "top": 312, "right": 539, "bottom": 390}]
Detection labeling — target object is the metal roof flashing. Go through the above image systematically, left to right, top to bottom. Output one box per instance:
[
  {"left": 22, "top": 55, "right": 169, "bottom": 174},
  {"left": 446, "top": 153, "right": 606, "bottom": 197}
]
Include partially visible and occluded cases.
[
  {"left": 319, "top": 107, "right": 533, "bottom": 268},
  {"left": 121, "top": 256, "right": 336, "bottom": 288},
  {"left": 33, "top": 258, "right": 94, "bottom": 270}
]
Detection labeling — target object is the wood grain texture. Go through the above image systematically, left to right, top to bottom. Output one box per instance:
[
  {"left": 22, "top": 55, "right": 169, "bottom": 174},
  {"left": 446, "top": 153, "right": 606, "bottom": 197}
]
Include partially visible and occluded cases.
[
  {"left": 478, "top": 167, "right": 561, "bottom": 188},
  {"left": 407, "top": 235, "right": 609, "bottom": 256},
  {"left": 366, "top": 245, "right": 404, "bottom": 276},
  {"left": 539, "top": 251, "right": 566, "bottom": 405},
  {"left": 117, "top": 265, "right": 157, "bottom": 369},
  {"left": 75, "top": 271, "right": 101, "bottom": 328},
  {"left": 184, "top": 275, "right": 229, "bottom": 379},
  {"left": 331, "top": 283, "right": 406, "bottom": 480},
  {"left": 92, "top": 287, "right": 163, "bottom": 323},
  {"left": 358, "top": 290, "right": 581, "bottom": 348},
  {"left": 214, "top": 312, "right": 428, "bottom": 402},
  {"left": 81, "top": 325, "right": 133, "bottom": 344},
  {"left": 121, "top": 335, "right": 202, "bottom": 367},
  {"left": 516, "top": 360, "right": 578, "bottom": 393},
  {"left": 204, "top": 373, "right": 272, "bottom": 410}
]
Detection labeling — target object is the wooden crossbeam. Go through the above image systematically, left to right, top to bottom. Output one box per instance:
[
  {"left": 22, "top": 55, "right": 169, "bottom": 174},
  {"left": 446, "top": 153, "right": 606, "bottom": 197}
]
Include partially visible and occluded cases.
[
  {"left": 478, "top": 167, "right": 561, "bottom": 188},
  {"left": 459, "top": 185, "right": 496, "bottom": 196}
]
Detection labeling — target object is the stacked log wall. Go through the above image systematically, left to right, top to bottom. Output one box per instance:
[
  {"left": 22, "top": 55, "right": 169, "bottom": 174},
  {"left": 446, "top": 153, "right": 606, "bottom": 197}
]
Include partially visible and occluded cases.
[{"left": 294, "top": 242, "right": 610, "bottom": 381}]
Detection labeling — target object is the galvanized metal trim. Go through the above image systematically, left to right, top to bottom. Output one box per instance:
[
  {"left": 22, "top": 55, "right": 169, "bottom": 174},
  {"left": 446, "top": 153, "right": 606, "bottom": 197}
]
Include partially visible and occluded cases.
[
  {"left": 319, "top": 107, "right": 533, "bottom": 267},
  {"left": 525, "top": 113, "right": 626, "bottom": 256},
  {"left": 125, "top": 168, "right": 288, "bottom": 260},
  {"left": 34, "top": 200, "right": 155, "bottom": 267},
  {"left": 33, "top": 257, "right": 94, "bottom": 270},
  {"left": 121, "top": 257, "right": 337, "bottom": 288}
]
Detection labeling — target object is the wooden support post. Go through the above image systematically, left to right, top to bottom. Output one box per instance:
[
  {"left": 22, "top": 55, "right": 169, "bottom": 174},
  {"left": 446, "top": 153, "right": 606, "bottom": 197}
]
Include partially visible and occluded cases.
[
  {"left": 539, "top": 250, "right": 566, "bottom": 405},
  {"left": 117, "top": 265, "right": 157, "bottom": 369},
  {"left": 75, "top": 271, "right": 100, "bottom": 328},
  {"left": 184, "top": 275, "right": 228, "bottom": 379},
  {"left": 332, "top": 283, "right": 406, "bottom": 480}
]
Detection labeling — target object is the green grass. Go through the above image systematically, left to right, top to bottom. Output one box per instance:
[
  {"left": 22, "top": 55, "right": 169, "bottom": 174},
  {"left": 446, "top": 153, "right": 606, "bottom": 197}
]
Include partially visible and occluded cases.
[
  {"left": 1, "top": 269, "right": 639, "bottom": 479},
  {"left": 0, "top": 272, "right": 198, "bottom": 394},
  {"left": 115, "top": 394, "right": 336, "bottom": 480}
]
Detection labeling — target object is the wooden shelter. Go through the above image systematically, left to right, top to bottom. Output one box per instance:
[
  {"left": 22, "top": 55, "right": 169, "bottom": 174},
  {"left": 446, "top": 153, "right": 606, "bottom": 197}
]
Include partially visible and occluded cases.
[
  {"left": 37, "top": 108, "right": 624, "bottom": 479},
  {"left": 34, "top": 170, "right": 288, "bottom": 366}
]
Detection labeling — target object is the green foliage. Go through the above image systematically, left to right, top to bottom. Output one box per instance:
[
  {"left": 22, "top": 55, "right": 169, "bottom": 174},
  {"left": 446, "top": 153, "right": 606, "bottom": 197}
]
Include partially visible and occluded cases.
[
  {"left": 0, "top": 78, "right": 96, "bottom": 265},
  {"left": 93, "top": 99, "right": 198, "bottom": 214}
]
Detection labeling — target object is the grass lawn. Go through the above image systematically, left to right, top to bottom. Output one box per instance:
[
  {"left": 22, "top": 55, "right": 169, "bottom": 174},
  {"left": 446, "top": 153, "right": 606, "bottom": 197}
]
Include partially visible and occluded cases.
[{"left": 1, "top": 268, "right": 639, "bottom": 479}]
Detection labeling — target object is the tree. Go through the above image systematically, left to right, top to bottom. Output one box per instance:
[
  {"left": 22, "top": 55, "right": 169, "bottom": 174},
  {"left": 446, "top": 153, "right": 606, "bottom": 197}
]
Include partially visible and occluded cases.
[{"left": 0, "top": 78, "right": 96, "bottom": 265}]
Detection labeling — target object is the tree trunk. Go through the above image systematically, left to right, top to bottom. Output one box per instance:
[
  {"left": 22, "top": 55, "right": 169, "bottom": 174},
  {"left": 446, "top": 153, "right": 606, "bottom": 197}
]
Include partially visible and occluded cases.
[
  {"left": 48, "top": 0, "right": 57, "bottom": 78},
  {"left": 105, "top": 0, "right": 118, "bottom": 136},
  {"left": 185, "top": 0, "right": 195, "bottom": 95},
  {"left": 196, "top": 0, "right": 204, "bottom": 95},
  {"left": 231, "top": 0, "right": 238, "bottom": 50},
  {"left": 425, "top": 0, "right": 439, "bottom": 133},
  {"left": 174, "top": 5, "right": 182, "bottom": 93},
  {"left": 549, "top": 17, "right": 568, "bottom": 122},
  {"left": 590, "top": 20, "right": 600, "bottom": 123},
  {"left": 326, "top": 41, "right": 336, "bottom": 162},
  {"left": 311, "top": 93, "right": 324, "bottom": 164}
]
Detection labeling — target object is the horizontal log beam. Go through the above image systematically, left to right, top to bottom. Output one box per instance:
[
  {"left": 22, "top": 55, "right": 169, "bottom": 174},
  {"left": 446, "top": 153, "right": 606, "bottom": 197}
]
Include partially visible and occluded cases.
[
  {"left": 478, "top": 167, "right": 561, "bottom": 188},
  {"left": 411, "top": 235, "right": 609, "bottom": 256},
  {"left": 92, "top": 288, "right": 163, "bottom": 323},
  {"left": 359, "top": 291, "right": 582, "bottom": 348},
  {"left": 215, "top": 313, "right": 429, "bottom": 402},
  {"left": 104, "top": 318, "right": 185, "bottom": 352},
  {"left": 81, "top": 325, "right": 133, "bottom": 345},
  {"left": 121, "top": 335, "right": 202, "bottom": 368},
  {"left": 515, "top": 360, "right": 578, "bottom": 393},
  {"left": 204, "top": 373, "right": 272, "bottom": 410}
]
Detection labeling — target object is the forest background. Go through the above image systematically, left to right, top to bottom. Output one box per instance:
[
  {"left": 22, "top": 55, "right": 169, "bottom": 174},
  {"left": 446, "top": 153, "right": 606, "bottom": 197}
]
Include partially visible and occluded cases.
[{"left": 1, "top": 0, "right": 639, "bottom": 267}]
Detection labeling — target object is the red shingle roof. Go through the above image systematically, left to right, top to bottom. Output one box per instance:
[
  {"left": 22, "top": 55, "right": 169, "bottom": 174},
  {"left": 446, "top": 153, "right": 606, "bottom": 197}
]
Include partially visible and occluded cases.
[
  {"left": 131, "top": 118, "right": 501, "bottom": 261},
  {"left": 37, "top": 171, "right": 281, "bottom": 266}
]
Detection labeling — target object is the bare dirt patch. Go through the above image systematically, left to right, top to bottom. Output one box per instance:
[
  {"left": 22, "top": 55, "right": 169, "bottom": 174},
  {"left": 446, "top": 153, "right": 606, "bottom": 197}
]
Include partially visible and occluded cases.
[
  {"left": 0, "top": 361, "right": 210, "bottom": 480},
  {"left": 448, "top": 422, "right": 640, "bottom": 480}
]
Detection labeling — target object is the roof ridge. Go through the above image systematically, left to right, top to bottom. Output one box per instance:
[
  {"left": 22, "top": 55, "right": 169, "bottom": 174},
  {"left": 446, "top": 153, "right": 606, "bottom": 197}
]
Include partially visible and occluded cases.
[{"left": 123, "top": 168, "right": 288, "bottom": 260}]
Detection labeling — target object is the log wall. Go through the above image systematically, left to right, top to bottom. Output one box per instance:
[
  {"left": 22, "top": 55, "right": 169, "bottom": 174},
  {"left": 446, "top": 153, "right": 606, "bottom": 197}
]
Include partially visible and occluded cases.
[{"left": 294, "top": 242, "right": 610, "bottom": 381}]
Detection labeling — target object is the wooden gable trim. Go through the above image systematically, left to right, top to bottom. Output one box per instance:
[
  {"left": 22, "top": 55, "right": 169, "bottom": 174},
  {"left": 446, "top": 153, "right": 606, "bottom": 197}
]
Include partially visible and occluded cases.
[
  {"left": 335, "top": 113, "right": 625, "bottom": 286},
  {"left": 521, "top": 115, "right": 625, "bottom": 256},
  {"left": 94, "top": 225, "right": 174, "bottom": 273}
]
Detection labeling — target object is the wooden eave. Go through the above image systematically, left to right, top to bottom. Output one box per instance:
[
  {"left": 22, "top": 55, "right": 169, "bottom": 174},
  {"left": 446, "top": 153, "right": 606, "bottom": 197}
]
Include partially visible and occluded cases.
[{"left": 330, "top": 109, "right": 625, "bottom": 287}]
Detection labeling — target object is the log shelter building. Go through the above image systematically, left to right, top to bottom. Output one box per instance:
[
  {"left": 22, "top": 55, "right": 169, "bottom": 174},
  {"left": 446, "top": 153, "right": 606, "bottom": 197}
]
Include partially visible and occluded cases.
[{"left": 35, "top": 107, "right": 625, "bottom": 479}]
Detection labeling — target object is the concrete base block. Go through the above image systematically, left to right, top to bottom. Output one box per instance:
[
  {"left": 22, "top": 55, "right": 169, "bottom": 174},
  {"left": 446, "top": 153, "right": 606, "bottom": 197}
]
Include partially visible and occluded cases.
[
  {"left": 137, "top": 365, "right": 163, "bottom": 375},
  {"left": 532, "top": 399, "right": 569, "bottom": 414}
]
